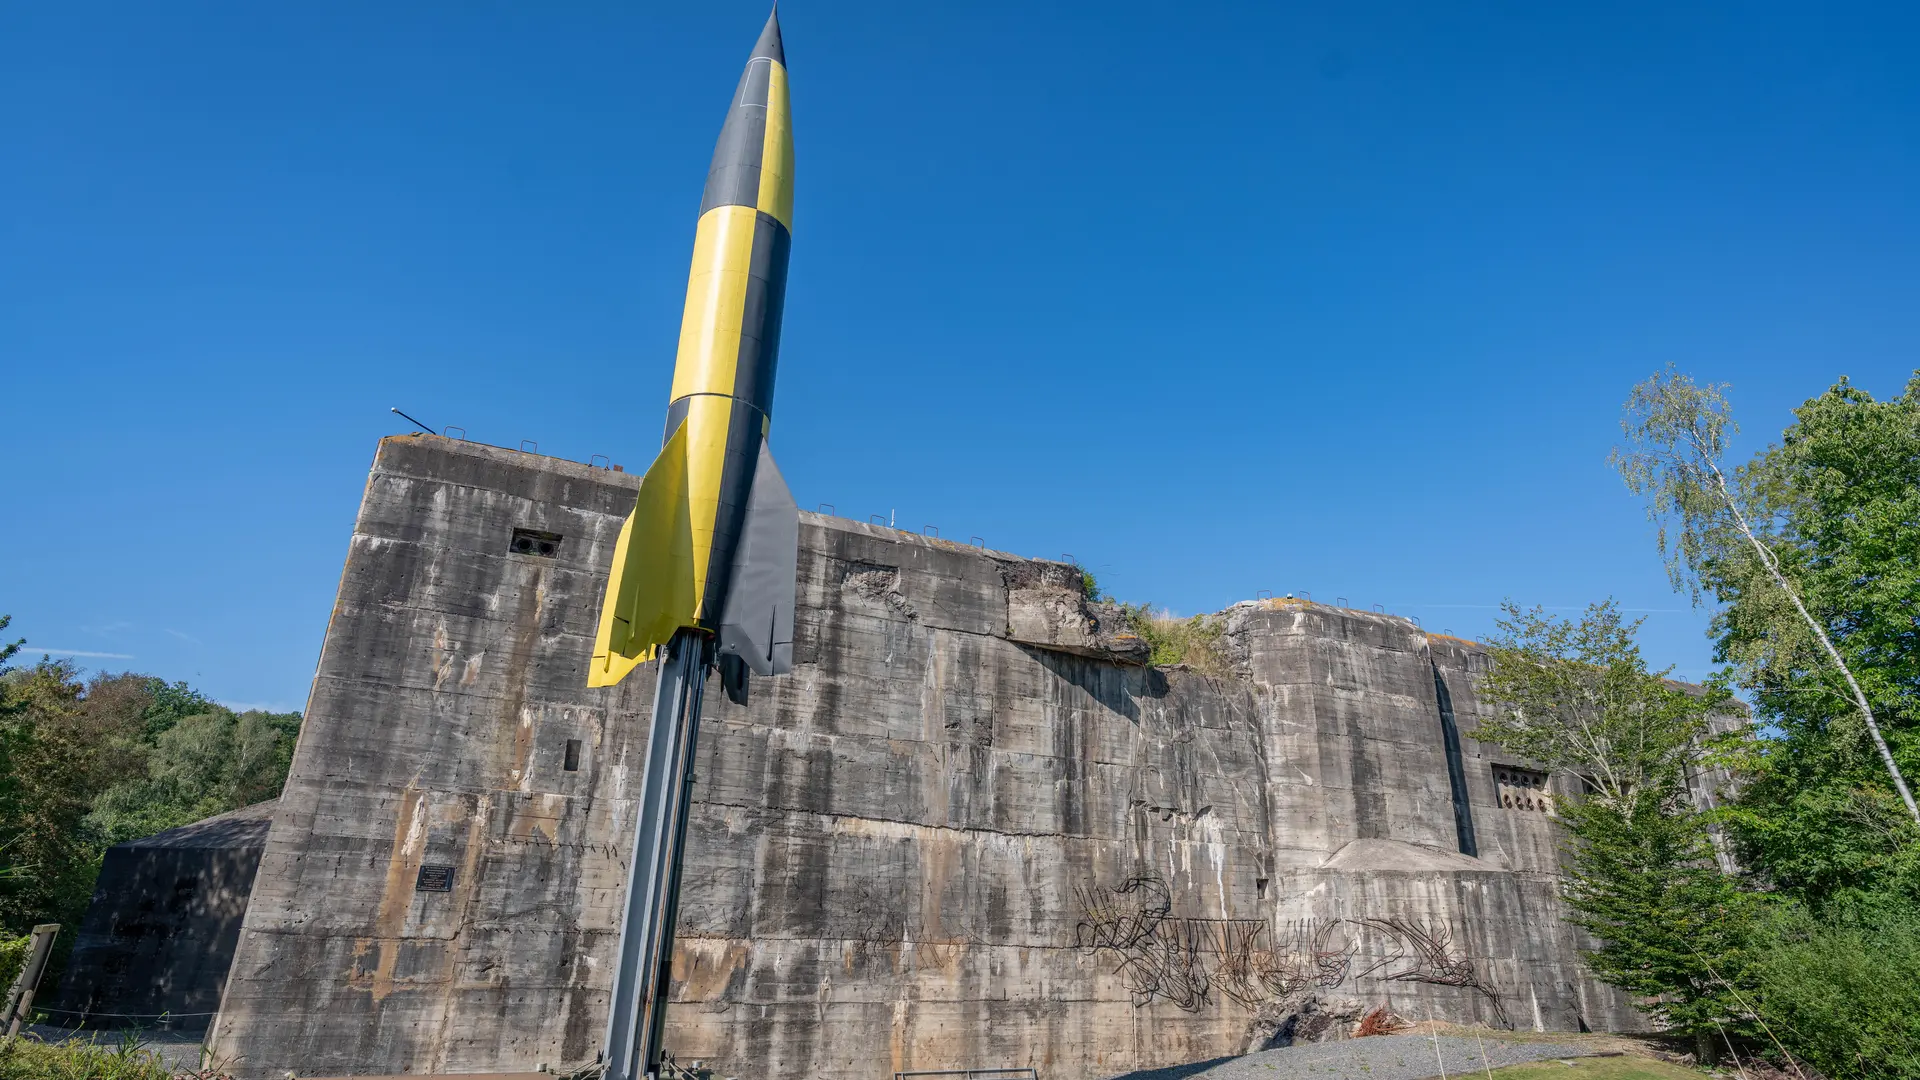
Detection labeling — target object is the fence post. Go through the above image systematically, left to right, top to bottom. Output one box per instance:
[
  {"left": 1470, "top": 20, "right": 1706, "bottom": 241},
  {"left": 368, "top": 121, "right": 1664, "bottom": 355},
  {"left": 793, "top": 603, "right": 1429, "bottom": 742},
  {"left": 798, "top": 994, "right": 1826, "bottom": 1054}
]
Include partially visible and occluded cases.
[{"left": 4, "top": 923, "right": 59, "bottom": 1036}]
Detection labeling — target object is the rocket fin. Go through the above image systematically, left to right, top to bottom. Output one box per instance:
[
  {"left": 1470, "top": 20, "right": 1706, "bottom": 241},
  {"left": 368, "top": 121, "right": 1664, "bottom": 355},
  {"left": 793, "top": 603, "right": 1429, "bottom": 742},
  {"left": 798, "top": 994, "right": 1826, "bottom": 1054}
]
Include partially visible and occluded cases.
[
  {"left": 589, "top": 420, "right": 699, "bottom": 688},
  {"left": 716, "top": 440, "right": 798, "bottom": 676}
]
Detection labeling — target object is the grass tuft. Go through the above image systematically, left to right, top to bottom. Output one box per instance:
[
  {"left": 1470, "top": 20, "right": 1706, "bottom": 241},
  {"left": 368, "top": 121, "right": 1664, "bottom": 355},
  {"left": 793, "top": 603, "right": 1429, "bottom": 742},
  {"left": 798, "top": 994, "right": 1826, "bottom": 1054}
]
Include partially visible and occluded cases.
[
  {"left": 1111, "top": 604, "right": 1233, "bottom": 674},
  {"left": 0, "top": 1035, "right": 179, "bottom": 1080},
  {"left": 1482, "top": 1056, "right": 1709, "bottom": 1080}
]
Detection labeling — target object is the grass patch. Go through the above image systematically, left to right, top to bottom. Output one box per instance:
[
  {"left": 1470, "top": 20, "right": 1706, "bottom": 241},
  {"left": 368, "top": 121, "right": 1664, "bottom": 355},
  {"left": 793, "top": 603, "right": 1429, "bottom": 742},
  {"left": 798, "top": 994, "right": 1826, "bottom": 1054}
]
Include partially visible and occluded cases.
[
  {"left": 1080, "top": 568, "right": 1234, "bottom": 675},
  {"left": 1111, "top": 604, "right": 1232, "bottom": 674},
  {"left": 0, "top": 1036, "right": 178, "bottom": 1080},
  {"left": 1485, "top": 1056, "right": 1705, "bottom": 1080}
]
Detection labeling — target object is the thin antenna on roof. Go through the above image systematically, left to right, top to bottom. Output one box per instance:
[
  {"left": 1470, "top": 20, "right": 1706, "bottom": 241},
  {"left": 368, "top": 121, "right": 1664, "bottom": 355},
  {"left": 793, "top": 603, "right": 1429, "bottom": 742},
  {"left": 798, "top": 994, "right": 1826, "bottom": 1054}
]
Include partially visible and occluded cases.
[{"left": 391, "top": 407, "right": 435, "bottom": 434}]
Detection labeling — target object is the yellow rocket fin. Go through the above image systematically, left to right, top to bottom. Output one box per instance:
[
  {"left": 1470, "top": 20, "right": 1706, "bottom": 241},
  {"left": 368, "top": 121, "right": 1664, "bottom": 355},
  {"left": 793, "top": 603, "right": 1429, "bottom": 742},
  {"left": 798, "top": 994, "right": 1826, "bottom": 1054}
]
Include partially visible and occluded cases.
[{"left": 589, "top": 420, "right": 698, "bottom": 688}]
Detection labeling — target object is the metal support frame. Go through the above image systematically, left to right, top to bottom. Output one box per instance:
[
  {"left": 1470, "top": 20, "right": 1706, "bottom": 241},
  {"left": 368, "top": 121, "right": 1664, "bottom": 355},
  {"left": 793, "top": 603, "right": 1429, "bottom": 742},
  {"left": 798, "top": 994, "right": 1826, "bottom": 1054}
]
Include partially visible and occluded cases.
[
  {"left": 603, "top": 629, "right": 713, "bottom": 1080},
  {"left": 4, "top": 923, "right": 59, "bottom": 1036}
]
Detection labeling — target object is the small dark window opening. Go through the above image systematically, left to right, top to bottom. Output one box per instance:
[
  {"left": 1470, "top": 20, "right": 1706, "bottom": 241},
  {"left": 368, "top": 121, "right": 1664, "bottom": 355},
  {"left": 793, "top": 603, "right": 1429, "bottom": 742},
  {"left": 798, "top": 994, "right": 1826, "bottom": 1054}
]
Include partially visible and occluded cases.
[
  {"left": 510, "top": 528, "right": 563, "bottom": 558},
  {"left": 564, "top": 738, "right": 582, "bottom": 772},
  {"left": 1255, "top": 877, "right": 1269, "bottom": 898}
]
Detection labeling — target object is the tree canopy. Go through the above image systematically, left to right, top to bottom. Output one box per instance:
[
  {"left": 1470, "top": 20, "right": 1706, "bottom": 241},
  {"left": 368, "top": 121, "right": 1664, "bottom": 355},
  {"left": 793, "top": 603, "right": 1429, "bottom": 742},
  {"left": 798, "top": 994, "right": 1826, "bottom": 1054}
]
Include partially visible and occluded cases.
[
  {"left": 1465, "top": 372, "right": 1920, "bottom": 1076},
  {"left": 1706, "top": 375, "right": 1920, "bottom": 903},
  {"left": 1474, "top": 600, "right": 1726, "bottom": 811},
  {"left": 1474, "top": 601, "right": 1744, "bottom": 1043},
  {"left": 0, "top": 639, "right": 301, "bottom": 938}
]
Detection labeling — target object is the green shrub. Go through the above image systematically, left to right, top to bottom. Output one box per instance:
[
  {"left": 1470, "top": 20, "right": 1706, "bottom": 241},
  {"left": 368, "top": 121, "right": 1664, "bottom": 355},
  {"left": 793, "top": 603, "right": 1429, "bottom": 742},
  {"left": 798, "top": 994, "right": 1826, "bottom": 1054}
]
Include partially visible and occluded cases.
[
  {"left": 1749, "top": 897, "right": 1920, "bottom": 1080},
  {"left": 0, "top": 934, "right": 26, "bottom": 993},
  {"left": 0, "top": 1036, "right": 176, "bottom": 1080}
]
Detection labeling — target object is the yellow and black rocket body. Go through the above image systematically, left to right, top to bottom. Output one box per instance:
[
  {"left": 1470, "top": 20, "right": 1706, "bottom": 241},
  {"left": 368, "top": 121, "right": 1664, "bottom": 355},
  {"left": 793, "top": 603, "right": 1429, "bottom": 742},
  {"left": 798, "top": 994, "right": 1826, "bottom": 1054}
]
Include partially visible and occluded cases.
[
  {"left": 590, "top": 13, "right": 796, "bottom": 691},
  {"left": 594, "top": 17, "right": 799, "bottom": 1080}
]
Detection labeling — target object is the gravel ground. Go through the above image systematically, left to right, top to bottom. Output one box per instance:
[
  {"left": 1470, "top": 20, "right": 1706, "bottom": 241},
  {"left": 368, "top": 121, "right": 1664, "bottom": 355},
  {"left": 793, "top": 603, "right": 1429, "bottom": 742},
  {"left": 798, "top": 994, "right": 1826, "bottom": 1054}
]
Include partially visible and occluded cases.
[
  {"left": 21, "top": 1024, "right": 208, "bottom": 1071},
  {"left": 1106, "top": 1033, "right": 1602, "bottom": 1080}
]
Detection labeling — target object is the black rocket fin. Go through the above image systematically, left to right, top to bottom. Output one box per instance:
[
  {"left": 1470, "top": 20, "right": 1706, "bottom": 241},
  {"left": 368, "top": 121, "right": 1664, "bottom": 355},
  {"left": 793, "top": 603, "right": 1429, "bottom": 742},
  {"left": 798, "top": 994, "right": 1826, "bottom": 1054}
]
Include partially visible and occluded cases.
[
  {"left": 716, "top": 440, "right": 798, "bottom": 679},
  {"left": 718, "top": 652, "right": 750, "bottom": 706}
]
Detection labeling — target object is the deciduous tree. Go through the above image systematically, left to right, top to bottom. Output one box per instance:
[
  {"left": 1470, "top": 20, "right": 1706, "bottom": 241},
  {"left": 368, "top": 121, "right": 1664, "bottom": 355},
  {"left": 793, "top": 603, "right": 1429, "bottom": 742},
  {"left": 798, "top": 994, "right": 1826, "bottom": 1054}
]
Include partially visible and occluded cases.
[{"left": 1474, "top": 601, "right": 1745, "bottom": 1048}]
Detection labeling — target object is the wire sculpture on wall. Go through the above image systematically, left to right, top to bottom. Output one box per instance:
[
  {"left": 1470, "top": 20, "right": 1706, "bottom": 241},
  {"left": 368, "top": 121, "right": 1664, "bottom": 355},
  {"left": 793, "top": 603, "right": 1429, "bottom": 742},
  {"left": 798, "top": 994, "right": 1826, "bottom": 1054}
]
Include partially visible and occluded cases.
[
  {"left": 1074, "top": 871, "right": 1503, "bottom": 1023},
  {"left": 1074, "top": 874, "right": 1351, "bottom": 1011},
  {"left": 1074, "top": 874, "right": 1209, "bottom": 1009},
  {"left": 1352, "top": 916, "right": 1510, "bottom": 1025},
  {"left": 1215, "top": 919, "right": 1354, "bottom": 1007}
]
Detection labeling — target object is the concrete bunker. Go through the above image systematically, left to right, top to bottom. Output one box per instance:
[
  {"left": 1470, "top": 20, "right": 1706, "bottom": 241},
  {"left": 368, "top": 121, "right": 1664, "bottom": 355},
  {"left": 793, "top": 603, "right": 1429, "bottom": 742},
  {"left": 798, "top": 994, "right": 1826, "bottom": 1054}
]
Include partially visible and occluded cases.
[
  {"left": 58, "top": 435, "right": 1671, "bottom": 1078},
  {"left": 53, "top": 800, "right": 275, "bottom": 1032}
]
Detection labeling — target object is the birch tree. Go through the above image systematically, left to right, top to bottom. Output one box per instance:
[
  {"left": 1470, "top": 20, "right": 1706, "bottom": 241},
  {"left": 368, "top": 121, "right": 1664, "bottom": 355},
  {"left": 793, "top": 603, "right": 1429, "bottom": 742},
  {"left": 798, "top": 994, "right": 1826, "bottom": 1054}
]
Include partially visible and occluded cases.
[
  {"left": 1611, "top": 368, "right": 1920, "bottom": 825},
  {"left": 1473, "top": 600, "right": 1718, "bottom": 812}
]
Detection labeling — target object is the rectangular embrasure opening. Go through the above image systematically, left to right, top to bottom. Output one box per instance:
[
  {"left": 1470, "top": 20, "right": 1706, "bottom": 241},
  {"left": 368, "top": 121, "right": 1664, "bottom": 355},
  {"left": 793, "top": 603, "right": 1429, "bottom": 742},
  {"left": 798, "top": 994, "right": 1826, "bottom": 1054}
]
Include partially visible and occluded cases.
[
  {"left": 510, "top": 528, "right": 563, "bottom": 558},
  {"left": 563, "top": 738, "right": 582, "bottom": 772},
  {"left": 1493, "top": 764, "right": 1553, "bottom": 813}
]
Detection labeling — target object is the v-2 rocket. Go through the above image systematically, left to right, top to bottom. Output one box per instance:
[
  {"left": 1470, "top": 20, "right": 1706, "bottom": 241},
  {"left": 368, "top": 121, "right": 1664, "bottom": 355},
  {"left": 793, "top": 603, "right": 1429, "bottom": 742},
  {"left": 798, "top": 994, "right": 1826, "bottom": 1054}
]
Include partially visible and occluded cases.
[
  {"left": 589, "top": 8, "right": 797, "bottom": 695},
  {"left": 591, "top": 12, "right": 797, "bottom": 1080}
]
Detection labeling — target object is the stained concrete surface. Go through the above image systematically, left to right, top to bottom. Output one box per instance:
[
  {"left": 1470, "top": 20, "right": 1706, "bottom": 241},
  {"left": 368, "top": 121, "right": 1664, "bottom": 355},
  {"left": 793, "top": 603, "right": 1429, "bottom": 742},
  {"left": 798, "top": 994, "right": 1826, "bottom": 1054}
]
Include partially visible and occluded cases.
[{"left": 209, "top": 436, "right": 1658, "bottom": 1080}]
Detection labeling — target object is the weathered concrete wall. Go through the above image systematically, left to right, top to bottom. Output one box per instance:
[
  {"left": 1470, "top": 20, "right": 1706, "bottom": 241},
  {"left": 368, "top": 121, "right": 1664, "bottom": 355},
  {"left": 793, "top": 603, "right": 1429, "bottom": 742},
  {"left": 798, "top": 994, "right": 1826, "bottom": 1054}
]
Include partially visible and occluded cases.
[
  {"left": 212, "top": 435, "right": 1638, "bottom": 1080},
  {"left": 1239, "top": 610, "right": 1622, "bottom": 1033},
  {"left": 56, "top": 801, "right": 274, "bottom": 1031}
]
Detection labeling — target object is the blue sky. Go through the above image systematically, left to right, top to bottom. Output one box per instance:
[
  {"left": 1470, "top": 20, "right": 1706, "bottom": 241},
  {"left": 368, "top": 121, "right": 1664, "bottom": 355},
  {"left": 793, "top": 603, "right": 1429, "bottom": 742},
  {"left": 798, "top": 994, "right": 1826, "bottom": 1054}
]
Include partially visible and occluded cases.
[{"left": 3, "top": 2, "right": 1916, "bottom": 711}]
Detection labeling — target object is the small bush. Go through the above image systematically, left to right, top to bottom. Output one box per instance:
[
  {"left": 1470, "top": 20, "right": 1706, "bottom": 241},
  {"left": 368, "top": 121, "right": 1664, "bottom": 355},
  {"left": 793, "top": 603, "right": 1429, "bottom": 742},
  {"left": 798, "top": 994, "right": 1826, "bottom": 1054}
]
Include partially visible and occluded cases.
[
  {"left": 1748, "top": 897, "right": 1920, "bottom": 1080},
  {"left": 0, "top": 934, "right": 26, "bottom": 993},
  {"left": 0, "top": 1036, "right": 177, "bottom": 1080}
]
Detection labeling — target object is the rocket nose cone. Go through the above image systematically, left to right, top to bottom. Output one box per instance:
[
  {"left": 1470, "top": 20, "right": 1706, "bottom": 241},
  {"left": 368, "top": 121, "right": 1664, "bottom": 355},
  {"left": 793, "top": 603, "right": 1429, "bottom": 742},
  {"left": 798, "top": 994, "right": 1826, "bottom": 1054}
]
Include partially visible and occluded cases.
[{"left": 752, "top": 8, "right": 784, "bottom": 65}]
